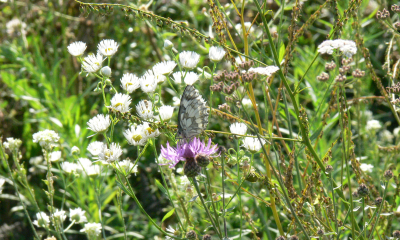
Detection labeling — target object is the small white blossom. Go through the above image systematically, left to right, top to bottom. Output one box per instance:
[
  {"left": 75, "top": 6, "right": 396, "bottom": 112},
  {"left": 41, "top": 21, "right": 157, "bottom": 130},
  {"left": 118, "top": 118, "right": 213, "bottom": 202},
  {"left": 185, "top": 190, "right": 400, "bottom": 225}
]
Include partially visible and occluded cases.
[
  {"left": 6, "top": 18, "right": 27, "bottom": 36},
  {"left": 235, "top": 22, "right": 255, "bottom": 36},
  {"left": 97, "top": 39, "right": 119, "bottom": 57},
  {"left": 318, "top": 39, "right": 357, "bottom": 58},
  {"left": 164, "top": 40, "right": 174, "bottom": 50},
  {"left": 67, "top": 41, "right": 87, "bottom": 57},
  {"left": 209, "top": 46, "right": 226, "bottom": 62},
  {"left": 179, "top": 51, "right": 200, "bottom": 69},
  {"left": 82, "top": 53, "right": 103, "bottom": 73},
  {"left": 153, "top": 61, "right": 177, "bottom": 76},
  {"left": 249, "top": 66, "right": 279, "bottom": 76},
  {"left": 140, "top": 72, "right": 158, "bottom": 93},
  {"left": 172, "top": 72, "right": 199, "bottom": 85},
  {"left": 120, "top": 73, "right": 140, "bottom": 93},
  {"left": 110, "top": 93, "right": 132, "bottom": 113},
  {"left": 172, "top": 96, "right": 181, "bottom": 106},
  {"left": 241, "top": 98, "right": 253, "bottom": 107},
  {"left": 136, "top": 100, "right": 154, "bottom": 120},
  {"left": 158, "top": 105, "right": 174, "bottom": 121},
  {"left": 87, "top": 114, "right": 111, "bottom": 133},
  {"left": 366, "top": 120, "right": 381, "bottom": 131},
  {"left": 141, "top": 122, "right": 160, "bottom": 139},
  {"left": 230, "top": 122, "right": 247, "bottom": 136},
  {"left": 124, "top": 124, "right": 148, "bottom": 146},
  {"left": 394, "top": 127, "right": 400, "bottom": 136},
  {"left": 380, "top": 129, "right": 394, "bottom": 143},
  {"left": 32, "top": 130, "right": 60, "bottom": 149},
  {"left": 242, "top": 136, "right": 266, "bottom": 153},
  {"left": 3, "top": 138, "right": 22, "bottom": 151},
  {"left": 87, "top": 141, "right": 106, "bottom": 156},
  {"left": 98, "top": 143, "right": 123, "bottom": 162},
  {"left": 71, "top": 146, "right": 80, "bottom": 155},
  {"left": 49, "top": 151, "right": 62, "bottom": 162},
  {"left": 76, "top": 158, "right": 93, "bottom": 173},
  {"left": 117, "top": 159, "right": 138, "bottom": 175},
  {"left": 61, "top": 162, "right": 78, "bottom": 174},
  {"left": 360, "top": 163, "right": 373, "bottom": 172},
  {"left": 87, "top": 165, "right": 101, "bottom": 176},
  {"left": 180, "top": 176, "right": 190, "bottom": 186},
  {"left": 70, "top": 208, "right": 87, "bottom": 223},
  {"left": 52, "top": 209, "right": 67, "bottom": 222},
  {"left": 33, "top": 212, "right": 50, "bottom": 228},
  {"left": 80, "top": 222, "right": 102, "bottom": 237},
  {"left": 166, "top": 225, "right": 180, "bottom": 236}
]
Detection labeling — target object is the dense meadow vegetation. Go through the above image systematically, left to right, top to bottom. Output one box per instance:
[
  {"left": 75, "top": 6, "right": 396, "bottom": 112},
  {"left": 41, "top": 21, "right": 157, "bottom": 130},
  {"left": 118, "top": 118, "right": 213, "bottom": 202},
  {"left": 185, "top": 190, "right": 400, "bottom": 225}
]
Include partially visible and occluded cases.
[{"left": 3, "top": 0, "right": 400, "bottom": 239}]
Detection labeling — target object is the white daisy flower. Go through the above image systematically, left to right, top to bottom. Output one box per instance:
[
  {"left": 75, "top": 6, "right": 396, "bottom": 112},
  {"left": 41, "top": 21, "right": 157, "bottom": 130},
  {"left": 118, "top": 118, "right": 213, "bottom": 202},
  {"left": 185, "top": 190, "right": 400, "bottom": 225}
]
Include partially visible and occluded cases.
[
  {"left": 97, "top": 39, "right": 119, "bottom": 57},
  {"left": 67, "top": 41, "right": 87, "bottom": 57},
  {"left": 209, "top": 46, "right": 226, "bottom": 62},
  {"left": 179, "top": 51, "right": 200, "bottom": 69},
  {"left": 82, "top": 53, "right": 103, "bottom": 73},
  {"left": 153, "top": 61, "right": 177, "bottom": 76},
  {"left": 249, "top": 66, "right": 279, "bottom": 76},
  {"left": 140, "top": 72, "right": 158, "bottom": 93},
  {"left": 172, "top": 72, "right": 199, "bottom": 85},
  {"left": 120, "top": 73, "right": 140, "bottom": 93},
  {"left": 110, "top": 93, "right": 132, "bottom": 113},
  {"left": 136, "top": 100, "right": 154, "bottom": 120},
  {"left": 158, "top": 105, "right": 174, "bottom": 121},
  {"left": 87, "top": 114, "right": 111, "bottom": 133},
  {"left": 366, "top": 120, "right": 381, "bottom": 131},
  {"left": 141, "top": 122, "right": 160, "bottom": 139},
  {"left": 230, "top": 122, "right": 247, "bottom": 136},
  {"left": 123, "top": 124, "right": 148, "bottom": 146},
  {"left": 32, "top": 130, "right": 60, "bottom": 149},
  {"left": 242, "top": 136, "right": 266, "bottom": 153},
  {"left": 3, "top": 137, "right": 22, "bottom": 151},
  {"left": 87, "top": 141, "right": 106, "bottom": 156},
  {"left": 98, "top": 143, "right": 122, "bottom": 163},
  {"left": 49, "top": 151, "right": 62, "bottom": 162},
  {"left": 117, "top": 159, "right": 138, "bottom": 175},
  {"left": 61, "top": 162, "right": 78, "bottom": 174},
  {"left": 360, "top": 163, "right": 373, "bottom": 172},
  {"left": 70, "top": 207, "right": 87, "bottom": 223},
  {"left": 52, "top": 209, "right": 67, "bottom": 222},
  {"left": 33, "top": 212, "right": 50, "bottom": 228},
  {"left": 80, "top": 222, "right": 102, "bottom": 237},
  {"left": 166, "top": 225, "right": 180, "bottom": 236}
]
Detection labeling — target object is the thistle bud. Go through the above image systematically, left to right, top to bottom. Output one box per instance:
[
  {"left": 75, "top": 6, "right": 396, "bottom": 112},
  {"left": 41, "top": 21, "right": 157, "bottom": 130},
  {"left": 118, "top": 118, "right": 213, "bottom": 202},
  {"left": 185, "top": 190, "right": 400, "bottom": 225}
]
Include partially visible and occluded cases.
[
  {"left": 195, "top": 154, "right": 210, "bottom": 167},
  {"left": 184, "top": 158, "right": 201, "bottom": 177},
  {"left": 325, "top": 165, "right": 334, "bottom": 173},
  {"left": 384, "top": 170, "right": 393, "bottom": 180},
  {"left": 245, "top": 171, "right": 258, "bottom": 183},
  {"left": 357, "top": 183, "right": 369, "bottom": 197},
  {"left": 375, "top": 197, "right": 383, "bottom": 205},
  {"left": 186, "top": 230, "right": 197, "bottom": 240},
  {"left": 394, "top": 230, "right": 400, "bottom": 238},
  {"left": 202, "top": 234, "right": 211, "bottom": 240}
]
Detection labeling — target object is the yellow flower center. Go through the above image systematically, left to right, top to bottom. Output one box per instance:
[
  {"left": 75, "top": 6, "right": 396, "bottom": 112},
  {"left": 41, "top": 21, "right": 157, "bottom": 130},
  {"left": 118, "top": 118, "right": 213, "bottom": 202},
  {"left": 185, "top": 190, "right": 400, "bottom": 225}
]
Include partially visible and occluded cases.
[
  {"left": 146, "top": 127, "right": 155, "bottom": 135},
  {"left": 132, "top": 134, "right": 142, "bottom": 142}
]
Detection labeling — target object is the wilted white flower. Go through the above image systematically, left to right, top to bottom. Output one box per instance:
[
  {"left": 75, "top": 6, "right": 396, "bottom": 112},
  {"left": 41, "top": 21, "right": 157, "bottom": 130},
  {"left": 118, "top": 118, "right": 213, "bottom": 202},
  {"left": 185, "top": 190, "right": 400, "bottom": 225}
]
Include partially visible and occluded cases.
[
  {"left": 6, "top": 18, "right": 27, "bottom": 36},
  {"left": 97, "top": 39, "right": 119, "bottom": 57},
  {"left": 317, "top": 39, "right": 357, "bottom": 58},
  {"left": 164, "top": 40, "right": 174, "bottom": 50},
  {"left": 67, "top": 41, "right": 87, "bottom": 57},
  {"left": 209, "top": 46, "right": 226, "bottom": 62},
  {"left": 179, "top": 51, "right": 200, "bottom": 69},
  {"left": 82, "top": 53, "right": 103, "bottom": 73},
  {"left": 153, "top": 61, "right": 177, "bottom": 76},
  {"left": 100, "top": 66, "right": 112, "bottom": 77},
  {"left": 249, "top": 66, "right": 279, "bottom": 76},
  {"left": 140, "top": 72, "right": 158, "bottom": 93},
  {"left": 172, "top": 72, "right": 199, "bottom": 85},
  {"left": 120, "top": 73, "right": 140, "bottom": 93},
  {"left": 110, "top": 93, "right": 132, "bottom": 113},
  {"left": 136, "top": 100, "right": 154, "bottom": 120},
  {"left": 158, "top": 105, "right": 174, "bottom": 121},
  {"left": 87, "top": 114, "right": 111, "bottom": 133},
  {"left": 366, "top": 120, "right": 381, "bottom": 131},
  {"left": 230, "top": 122, "right": 247, "bottom": 136},
  {"left": 123, "top": 124, "right": 148, "bottom": 146},
  {"left": 32, "top": 130, "right": 60, "bottom": 149},
  {"left": 242, "top": 136, "right": 266, "bottom": 153},
  {"left": 3, "top": 138, "right": 22, "bottom": 151},
  {"left": 87, "top": 141, "right": 106, "bottom": 156},
  {"left": 98, "top": 143, "right": 123, "bottom": 162},
  {"left": 71, "top": 146, "right": 80, "bottom": 155},
  {"left": 49, "top": 151, "right": 62, "bottom": 162},
  {"left": 117, "top": 159, "right": 138, "bottom": 175},
  {"left": 61, "top": 162, "right": 78, "bottom": 174},
  {"left": 360, "top": 163, "right": 373, "bottom": 172},
  {"left": 70, "top": 208, "right": 87, "bottom": 223},
  {"left": 52, "top": 209, "right": 67, "bottom": 222},
  {"left": 33, "top": 212, "right": 50, "bottom": 228},
  {"left": 80, "top": 222, "right": 102, "bottom": 237}
]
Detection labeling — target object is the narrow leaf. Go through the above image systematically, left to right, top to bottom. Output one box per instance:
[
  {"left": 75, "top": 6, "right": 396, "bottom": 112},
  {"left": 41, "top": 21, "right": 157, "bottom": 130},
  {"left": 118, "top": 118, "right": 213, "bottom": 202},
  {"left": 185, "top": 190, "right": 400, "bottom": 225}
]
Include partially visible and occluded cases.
[{"left": 162, "top": 208, "right": 175, "bottom": 222}]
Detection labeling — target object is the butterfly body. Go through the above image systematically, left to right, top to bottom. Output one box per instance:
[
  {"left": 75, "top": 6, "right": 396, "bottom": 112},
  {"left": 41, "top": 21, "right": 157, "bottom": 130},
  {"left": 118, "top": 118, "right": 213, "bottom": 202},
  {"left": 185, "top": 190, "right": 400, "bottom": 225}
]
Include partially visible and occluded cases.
[{"left": 177, "top": 85, "right": 209, "bottom": 140}]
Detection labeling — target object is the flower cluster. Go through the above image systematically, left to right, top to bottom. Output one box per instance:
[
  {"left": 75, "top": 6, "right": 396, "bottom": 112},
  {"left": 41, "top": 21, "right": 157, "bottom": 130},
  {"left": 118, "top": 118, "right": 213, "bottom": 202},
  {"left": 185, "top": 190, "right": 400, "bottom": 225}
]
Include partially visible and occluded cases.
[
  {"left": 317, "top": 39, "right": 357, "bottom": 58},
  {"left": 123, "top": 122, "right": 160, "bottom": 146},
  {"left": 32, "top": 130, "right": 60, "bottom": 149}
]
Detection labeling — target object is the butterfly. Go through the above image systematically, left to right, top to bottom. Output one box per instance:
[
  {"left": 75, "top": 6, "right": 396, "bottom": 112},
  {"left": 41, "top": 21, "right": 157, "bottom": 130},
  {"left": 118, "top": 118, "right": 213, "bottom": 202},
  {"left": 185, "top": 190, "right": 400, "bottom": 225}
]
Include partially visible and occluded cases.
[{"left": 176, "top": 85, "right": 209, "bottom": 140}]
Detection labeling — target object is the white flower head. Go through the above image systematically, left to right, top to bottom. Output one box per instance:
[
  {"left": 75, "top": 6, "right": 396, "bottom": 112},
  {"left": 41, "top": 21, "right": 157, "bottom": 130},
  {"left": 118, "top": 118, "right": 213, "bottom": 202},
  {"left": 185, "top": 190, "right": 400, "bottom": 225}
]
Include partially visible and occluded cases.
[
  {"left": 6, "top": 18, "right": 27, "bottom": 36},
  {"left": 235, "top": 22, "right": 255, "bottom": 36},
  {"left": 97, "top": 39, "right": 119, "bottom": 57},
  {"left": 317, "top": 39, "right": 357, "bottom": 58},
  {"left": 164, "top": 40, "right": 174, "bottom": 50},
  {"left": 67, "top": 41, "right": 87, "bottom": 57},
  {"left": 209, "top": 46, "right": 226, "bottom": 62},
  {"left": 179, "top": 51, "right": 200, "bottom": 69},
  {"left": 82, "top": 53, "right": 103, "bottom": 73},
  {"left": 153, "top": 61, "right": 177, "bottom": 76},
  {"left": 249, "top": 66, "right": 279, "bottom": 76},
  {"left": 140, "top": 71, "right": 158, "bottom": 93},
  {"left": 172, "top": 72, "right": 199, "bottom": 85},
  {"left": 120, "top": 73, "right": 140, "bottom": 93},
  {"left": 110, "top": 93, "right": 132, "bottom": 113},
  {"left": 241, "top": 98, "right": 253, "bottom": 108},
  {"left": 136, "top": 100, "right": 154, "bottom": 120},
  {"left": 158, "top": 105, "right": 174, "bottom": 121},
  {"left": 87, "top": 114, "right": 111, "bottom": 133},
  {"left": 366, "top": 120, "right": 381, "bottom": 131},
  {"left": 141, "top": 122, "right": 160, "bottom": 139},
  {"left": 230, "top": 122, "right": 247, "bottom": 136},
  {"left": 123, "top": 124, "right": 148, "bottom": 146},
  {"left": 380, "top": 129, "right": 394, "bottom": 143},
  {"left": 32, "top": 130, "right": 60, "bottom": 149},
  {"left": 242, "top": 136, "right": 266, "bottom": 153},
  {"left": 3, "top": 138, "right": 22, "bottom": 151},
  {"left": 87, "top": 141, "right": 106, "bottom": 156},
  {"left": 98, "top": 143, "right": 122, "bottom": 163},
  {"left": 49, "top": 151, "right": 62, "bottom": 162},
  {"left": 76, "top": 158, "right": 93, "bottom": 173},
  {"left": 117, "top": 159, "right": 138, "bottom": 175},
  {"left": 61, "top": 162, "right": 78, "bottom": 174},
  {"left": 360, "top": 163, "right": 373, "bottom": 173},
  {"left": 87, "top": 165, "right": 101, "bottom": 176},
  {"left": 180, "top": 176, "right": 190, "bottom": 186},
  {"left": 70, "top": 207, "right": 87, "bottom": 223},
  {"left": 52, "top": 209, "right": 67, "bottom": 223},
  {"left": 33, "top": 212, "right": 50, "bottom": 228},
  {"left": 80, "top": 222, "right": 102, "bottom": 237},
  {"left": 166, "top": 225, "right": 180, "bottom": 236}
]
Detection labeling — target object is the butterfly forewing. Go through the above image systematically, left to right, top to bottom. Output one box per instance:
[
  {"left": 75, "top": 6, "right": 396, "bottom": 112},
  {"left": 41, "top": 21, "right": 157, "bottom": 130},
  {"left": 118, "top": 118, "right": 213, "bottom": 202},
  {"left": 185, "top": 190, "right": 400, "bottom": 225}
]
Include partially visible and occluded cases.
[{"left": 177, "top": 85, "right": 209, "bottom": 140}]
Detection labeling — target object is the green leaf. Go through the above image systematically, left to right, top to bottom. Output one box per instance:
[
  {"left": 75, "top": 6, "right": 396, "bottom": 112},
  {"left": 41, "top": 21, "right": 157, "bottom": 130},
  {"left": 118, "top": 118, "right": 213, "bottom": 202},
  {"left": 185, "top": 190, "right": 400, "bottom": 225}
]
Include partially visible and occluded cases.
[
  {"left": 279, "top": 43, "right": 285, "bottom": 62},
  {"left": 155, "top": 179, "right": 168, "bottom": 196},
  {"left": 162, "top": 208, "right": 175, "bottom": 222}
]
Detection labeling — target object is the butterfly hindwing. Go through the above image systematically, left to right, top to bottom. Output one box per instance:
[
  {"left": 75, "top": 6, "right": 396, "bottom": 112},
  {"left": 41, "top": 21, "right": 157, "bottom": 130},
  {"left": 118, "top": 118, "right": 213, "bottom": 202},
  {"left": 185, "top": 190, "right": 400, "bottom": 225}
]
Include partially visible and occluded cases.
[{"left": 177, "top": 85, "right": 209, "bottom": 139}]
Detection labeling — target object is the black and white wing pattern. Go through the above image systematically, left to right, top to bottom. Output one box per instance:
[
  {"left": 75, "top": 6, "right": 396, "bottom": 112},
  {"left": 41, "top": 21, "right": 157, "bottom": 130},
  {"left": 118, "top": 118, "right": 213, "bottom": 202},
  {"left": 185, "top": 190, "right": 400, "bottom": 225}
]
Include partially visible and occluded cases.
[{"left": 176, "top": 85, "right": 209, "bottom": 140}]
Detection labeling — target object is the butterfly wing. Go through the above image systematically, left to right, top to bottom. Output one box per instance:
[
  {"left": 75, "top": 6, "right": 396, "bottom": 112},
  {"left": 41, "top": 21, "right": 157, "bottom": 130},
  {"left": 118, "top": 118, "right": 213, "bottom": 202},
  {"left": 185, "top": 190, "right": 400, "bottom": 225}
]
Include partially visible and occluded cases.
[{"left": 177, "top": 85, "right": 209, "bottom": 139}]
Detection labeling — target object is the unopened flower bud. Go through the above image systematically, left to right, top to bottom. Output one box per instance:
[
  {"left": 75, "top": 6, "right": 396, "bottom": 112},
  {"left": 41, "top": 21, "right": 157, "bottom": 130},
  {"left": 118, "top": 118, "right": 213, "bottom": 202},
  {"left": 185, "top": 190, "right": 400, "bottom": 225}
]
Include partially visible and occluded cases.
[
  {"left": 392, "top": 4, "right": 400, "bottom": 12},
  {"left": 377, "top": 9, "right": 390, "bottom": 19},
  {"left": 395, "top": 22, "right": 400, "bottom": 29},
  {"left": 164, "top": 40, "right": 173, "bottom": 50},
  {"left": 238, "top": 60, "right": 254, "bottom": 71},
  {"left": 325, "top": 61, "right": 336, "bottom": 71},
  {"left": 100, "top": 66, "right": 112, "bottom": 77},
  {"left": 352, "top": 69, "right": 365, "bottom": 78},
  {"left": 242, "top": 72, "right": 256, "bottom": 82},
  {"left": 317, "top": 72, "right": 330, "bottom": 82},
  {"left": 335, "top": 74, "right": 347, "bottom": 82},
  {"left": 105, "top": 78, "right": 112, "bottom": 86},
  {"left": 109, "top": 87, "right": 117, "bottom": 94},
  {"left": 71, "top": 146, "right": 80, "bottom": 156},
  {"left": 184, "top": 157, "right": 201, "bottom": 177},
  {"left": 325, "top": 165, "right": 334, "bottom": 173},
  {"left": 384, "top": 170, "right": 393, "bottom": 180},
  {"left": 357, "top": 183, "right": 369, "bottom": 197},
  {"left": 212, "top": 193, "right": 219, "bottom": 201},
  {"left": 375, "top": 197, "right": 383, "bottom": 205},
  {"left": 317, "top": 229, "right": 324, "bottom": 236},
  {"left": 186, "top": 230, "right": 197, "bottom": 240},
  {"left": 202, "top": 234, "right": 212, "bottom": 240},
  {"left": 289, "top": 236, "right": 299, "bottom": 240}
]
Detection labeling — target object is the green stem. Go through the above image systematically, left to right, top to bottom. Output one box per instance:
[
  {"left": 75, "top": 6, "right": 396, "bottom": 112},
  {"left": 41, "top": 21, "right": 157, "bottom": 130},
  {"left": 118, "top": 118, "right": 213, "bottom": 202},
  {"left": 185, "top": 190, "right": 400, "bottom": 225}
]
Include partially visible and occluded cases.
[{"left": 367, "top": 181, "right": 389, "bottom": 240}]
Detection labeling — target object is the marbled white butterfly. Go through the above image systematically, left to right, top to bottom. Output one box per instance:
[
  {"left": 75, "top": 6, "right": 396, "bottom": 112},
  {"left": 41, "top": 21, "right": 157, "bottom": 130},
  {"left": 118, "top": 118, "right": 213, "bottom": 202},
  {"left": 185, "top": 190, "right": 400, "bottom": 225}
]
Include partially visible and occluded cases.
[{"left": 176, "top": 85, "right": 209, "bottom": 140}]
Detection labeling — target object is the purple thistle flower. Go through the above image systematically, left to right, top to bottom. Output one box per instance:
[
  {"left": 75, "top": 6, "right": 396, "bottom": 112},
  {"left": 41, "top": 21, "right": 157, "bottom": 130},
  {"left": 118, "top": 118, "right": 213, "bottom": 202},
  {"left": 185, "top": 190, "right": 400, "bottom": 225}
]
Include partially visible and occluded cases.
[{"left": 160, "top": 137, "right": 219, "bottom": 168}]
